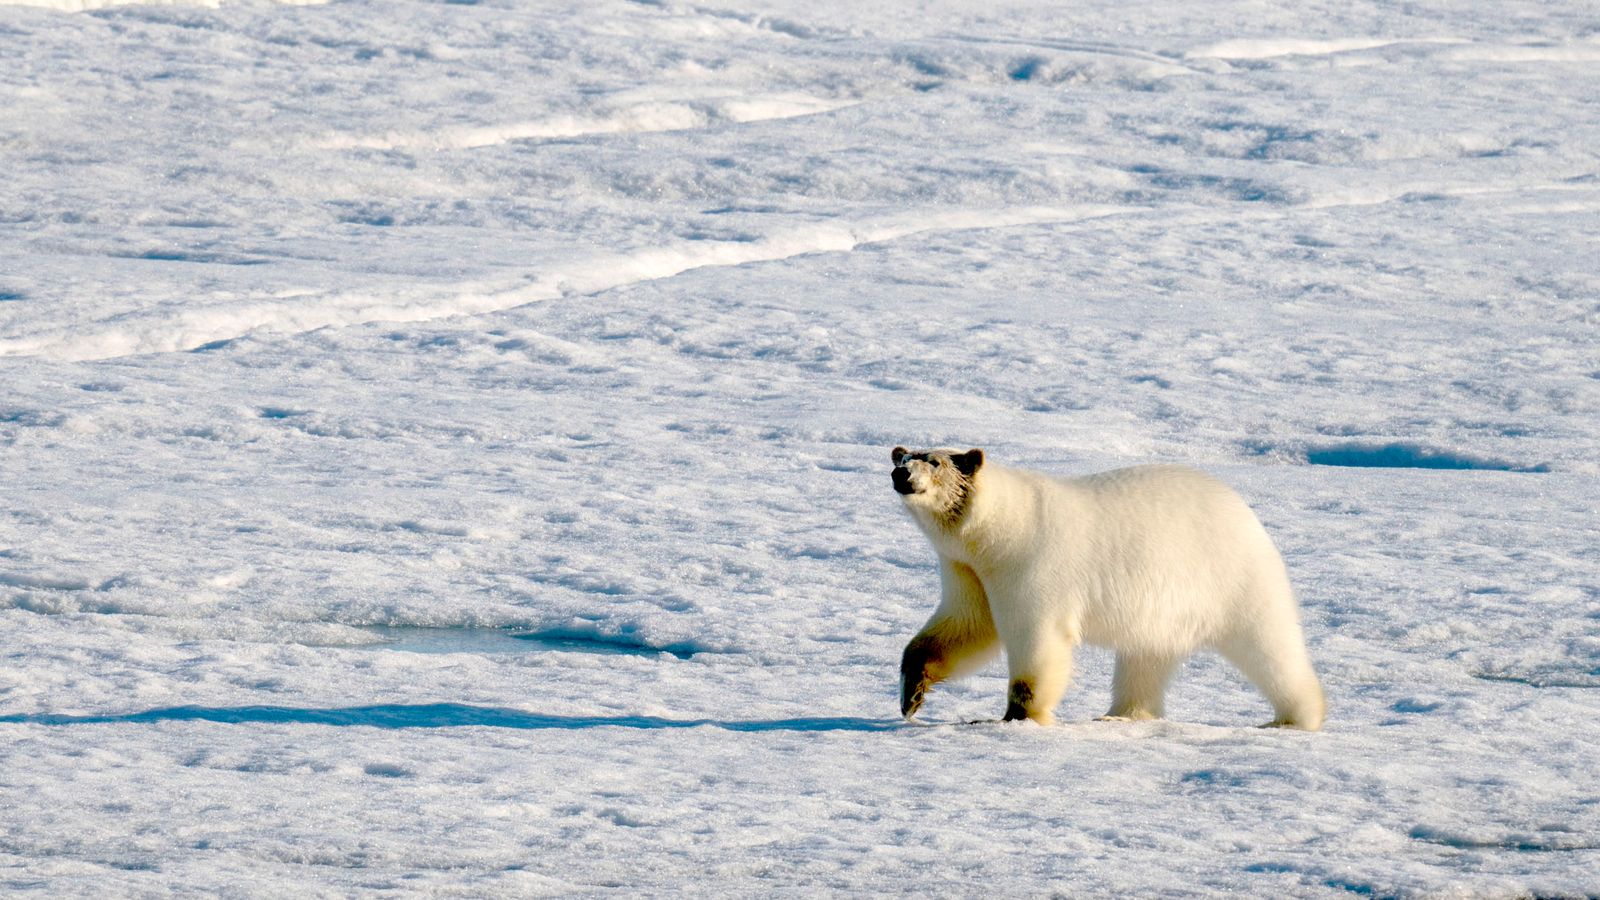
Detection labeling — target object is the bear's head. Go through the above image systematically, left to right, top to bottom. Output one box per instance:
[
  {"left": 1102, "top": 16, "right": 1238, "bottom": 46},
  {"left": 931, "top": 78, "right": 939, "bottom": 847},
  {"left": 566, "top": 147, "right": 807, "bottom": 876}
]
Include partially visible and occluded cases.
[{"left": 891, "top": 446, "right": 984, "bottom": 524}]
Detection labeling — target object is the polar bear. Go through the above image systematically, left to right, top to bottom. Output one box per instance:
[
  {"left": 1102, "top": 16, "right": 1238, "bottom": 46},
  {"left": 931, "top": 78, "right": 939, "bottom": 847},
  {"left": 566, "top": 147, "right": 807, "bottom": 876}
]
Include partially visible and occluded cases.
[{"left": 892, "top": 446, "right": 1324, "bottom": 730}]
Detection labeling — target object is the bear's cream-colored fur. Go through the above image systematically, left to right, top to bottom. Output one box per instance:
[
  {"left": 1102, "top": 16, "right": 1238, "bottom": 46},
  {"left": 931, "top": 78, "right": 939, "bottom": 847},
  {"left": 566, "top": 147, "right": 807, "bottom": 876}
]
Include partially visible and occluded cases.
[{"left": 892, "top": 446, "right": 1324, "bottom": 729}]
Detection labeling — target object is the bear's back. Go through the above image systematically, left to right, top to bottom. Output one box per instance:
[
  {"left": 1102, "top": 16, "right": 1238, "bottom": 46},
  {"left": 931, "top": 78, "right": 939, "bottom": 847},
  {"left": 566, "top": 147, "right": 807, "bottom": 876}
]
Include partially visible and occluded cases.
[
  {"left": 994, "top": 463, "right": 1289, "bottom": 648},
  {"left": 1066, "top": 464, "right": 1278, "bottom": 570}
]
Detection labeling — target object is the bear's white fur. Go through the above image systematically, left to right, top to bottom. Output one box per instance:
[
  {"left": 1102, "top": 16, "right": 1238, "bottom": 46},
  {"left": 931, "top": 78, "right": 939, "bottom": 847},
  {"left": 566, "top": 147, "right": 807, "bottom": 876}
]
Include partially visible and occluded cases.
[{"left": 892, "top": 446, "right": 1324, "bottom": 730}]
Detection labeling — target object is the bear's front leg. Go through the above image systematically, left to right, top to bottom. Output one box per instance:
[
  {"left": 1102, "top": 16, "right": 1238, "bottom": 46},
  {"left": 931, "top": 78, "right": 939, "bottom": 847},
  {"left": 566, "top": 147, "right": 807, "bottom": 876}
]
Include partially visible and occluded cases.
[
  {"left": 900, "top": 560, "right": 1000, "bottom": 719},
  {"left": 899, "top": 616, "right": 1000, "bottom": 718},
  {"left": 899, "top": 633, "right": 940, "bottom": 719},
  {"left": 999, "top": 634, "right": 1074, "bottom": 725},
  {"left": 1001, "top": 679, "right": 1033, "bottom": 721}
]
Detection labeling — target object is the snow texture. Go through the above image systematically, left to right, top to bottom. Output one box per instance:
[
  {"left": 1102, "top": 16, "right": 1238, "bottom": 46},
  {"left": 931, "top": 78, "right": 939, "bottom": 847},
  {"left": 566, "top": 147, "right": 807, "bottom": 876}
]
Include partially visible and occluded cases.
[{"left": 1, "top": 0, "right": 1597, "bottom": 896}]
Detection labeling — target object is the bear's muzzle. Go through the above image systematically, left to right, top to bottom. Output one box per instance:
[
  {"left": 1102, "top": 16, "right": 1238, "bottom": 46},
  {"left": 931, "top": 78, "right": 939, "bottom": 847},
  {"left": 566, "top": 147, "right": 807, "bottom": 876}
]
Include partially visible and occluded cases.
[{"left": 892, "top": 466, "right": 916, "bottom": 495}]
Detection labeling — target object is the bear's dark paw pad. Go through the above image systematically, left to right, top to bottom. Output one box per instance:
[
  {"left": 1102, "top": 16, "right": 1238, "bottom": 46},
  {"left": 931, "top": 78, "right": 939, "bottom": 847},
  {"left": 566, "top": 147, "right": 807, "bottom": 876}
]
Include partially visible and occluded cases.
[{"left": 1002, "top": 680, "right": 1034, "bottom": 721}]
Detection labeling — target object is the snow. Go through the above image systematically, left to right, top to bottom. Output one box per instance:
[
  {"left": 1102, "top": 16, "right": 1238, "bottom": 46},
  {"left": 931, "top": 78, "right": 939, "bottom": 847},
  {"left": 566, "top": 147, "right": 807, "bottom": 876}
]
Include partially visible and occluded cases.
[{"left": 2, "top": 0, "right": 1598, "bottom": 895}]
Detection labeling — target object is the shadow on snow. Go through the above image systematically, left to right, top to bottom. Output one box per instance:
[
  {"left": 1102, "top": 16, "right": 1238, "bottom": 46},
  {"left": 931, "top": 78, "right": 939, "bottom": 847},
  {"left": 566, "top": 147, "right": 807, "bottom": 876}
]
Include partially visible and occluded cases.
[
  {"left": 1304, "top": 441, "right": 1548, "bottom": 472},
  {"left": 0, "top": 703, "right": 903, "bottom": 732}
]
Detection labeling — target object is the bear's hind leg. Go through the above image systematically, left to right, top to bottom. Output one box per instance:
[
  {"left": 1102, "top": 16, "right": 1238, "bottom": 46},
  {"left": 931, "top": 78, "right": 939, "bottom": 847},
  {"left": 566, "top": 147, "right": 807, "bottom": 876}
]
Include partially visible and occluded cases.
[
  {"left": 1217, "top": 625, "right": 1325, "bottom": 732},
  {"left": 1101, "top": 653, "right": 1180, "bottom": 721}
]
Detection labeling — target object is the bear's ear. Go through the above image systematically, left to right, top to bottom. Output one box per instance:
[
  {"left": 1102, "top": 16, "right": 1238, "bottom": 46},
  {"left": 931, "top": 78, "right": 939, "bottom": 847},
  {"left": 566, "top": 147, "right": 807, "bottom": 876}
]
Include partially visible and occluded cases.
[
  {"left": 891, "top": 446, "right": 909, "bottom": 465},
  {"left": 953, "top": 448, "right": 984, "bottom": 476}
]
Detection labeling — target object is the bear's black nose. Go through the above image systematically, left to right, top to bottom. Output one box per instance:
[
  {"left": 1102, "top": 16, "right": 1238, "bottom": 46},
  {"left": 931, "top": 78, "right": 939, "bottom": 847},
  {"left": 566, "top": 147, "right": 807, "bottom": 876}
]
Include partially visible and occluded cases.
[{"left": 892, "top": 467, "right": 915, "bottom": 494}]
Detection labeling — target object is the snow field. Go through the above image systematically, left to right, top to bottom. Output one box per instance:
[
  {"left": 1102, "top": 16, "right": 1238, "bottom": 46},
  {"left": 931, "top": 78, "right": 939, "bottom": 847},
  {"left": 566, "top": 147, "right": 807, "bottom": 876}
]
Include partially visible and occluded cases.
[{"left": 2, "top": 0, "right": 1598, "bottom": 895}]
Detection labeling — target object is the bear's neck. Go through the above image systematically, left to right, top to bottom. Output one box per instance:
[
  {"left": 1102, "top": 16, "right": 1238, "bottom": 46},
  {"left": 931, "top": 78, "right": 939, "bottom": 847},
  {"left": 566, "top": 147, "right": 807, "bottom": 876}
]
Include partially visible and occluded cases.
[{"left": 919, "top": 465, "right": 1035, "bottom": 569}]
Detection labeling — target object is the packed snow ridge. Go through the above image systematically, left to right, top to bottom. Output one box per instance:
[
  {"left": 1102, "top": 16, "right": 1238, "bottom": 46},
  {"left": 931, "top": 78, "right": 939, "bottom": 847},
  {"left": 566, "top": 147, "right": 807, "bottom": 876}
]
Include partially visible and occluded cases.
[
  {"left": 315, "top": 93, "right": 862, "bottom": 151},
  {"left": 0, "top": 206, "right": 1125, "bottom": 362}
]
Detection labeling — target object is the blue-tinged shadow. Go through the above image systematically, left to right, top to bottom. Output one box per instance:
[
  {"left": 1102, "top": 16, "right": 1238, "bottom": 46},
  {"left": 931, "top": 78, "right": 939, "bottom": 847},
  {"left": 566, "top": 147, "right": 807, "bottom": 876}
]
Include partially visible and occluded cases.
[
  {"left": 1305, "top": 442, "right": 1548, "bottom": 472},
  {"left": 355, "top": 626, "right": 704, "bottom": 660},
  {"left": 0, "top": 703, "right": 903, "bottom": 732}
]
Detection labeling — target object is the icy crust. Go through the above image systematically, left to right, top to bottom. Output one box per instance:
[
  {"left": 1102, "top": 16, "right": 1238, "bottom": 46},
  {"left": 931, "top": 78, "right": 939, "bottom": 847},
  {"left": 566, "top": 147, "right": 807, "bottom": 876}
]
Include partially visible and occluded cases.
[
  {"left": 3, "top": 0, "right": 1600, "bottom": 895},
  {"left": 4, "top": 0, "right": 1598, "bottom": 362},
  {"left": 2, "top": 226, "right": 1597, "bottom": 895},
  {"left": 1, "top": 713, "right": 1595, "bottom": 896}
]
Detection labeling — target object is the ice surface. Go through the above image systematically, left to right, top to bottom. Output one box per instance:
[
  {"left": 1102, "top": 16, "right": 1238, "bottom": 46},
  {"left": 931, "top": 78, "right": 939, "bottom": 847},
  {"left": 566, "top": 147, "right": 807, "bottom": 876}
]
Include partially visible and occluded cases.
[
  {"left": 2, "top": 0, "right": 1598, "bottom": 895},
  {"left": 354, "top": 625, "right": 704, "bottom": 659}
]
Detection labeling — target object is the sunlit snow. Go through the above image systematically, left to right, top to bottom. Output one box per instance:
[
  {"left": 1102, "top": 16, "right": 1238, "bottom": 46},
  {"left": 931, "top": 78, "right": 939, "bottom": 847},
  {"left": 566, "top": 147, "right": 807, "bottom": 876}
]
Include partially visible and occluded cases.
[{"left": 2, "top": 0, "right": 1597, "bottom": 895}]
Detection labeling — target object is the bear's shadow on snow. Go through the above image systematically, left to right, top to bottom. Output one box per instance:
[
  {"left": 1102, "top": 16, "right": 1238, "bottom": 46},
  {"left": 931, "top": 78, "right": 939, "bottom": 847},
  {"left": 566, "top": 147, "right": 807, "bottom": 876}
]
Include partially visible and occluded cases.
[{"left": 0, "top": 704, "right": 904, "bottom": 732}]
